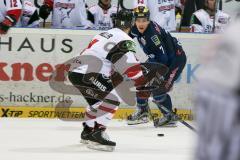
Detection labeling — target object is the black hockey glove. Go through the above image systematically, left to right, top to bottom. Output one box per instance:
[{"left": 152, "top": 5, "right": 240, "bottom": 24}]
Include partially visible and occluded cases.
[
  {"left": 39, "top": 4, "right": 52, "bottom": 20},
  {"left": 0, "top": 15, "right": 17, "bottom": 34}
]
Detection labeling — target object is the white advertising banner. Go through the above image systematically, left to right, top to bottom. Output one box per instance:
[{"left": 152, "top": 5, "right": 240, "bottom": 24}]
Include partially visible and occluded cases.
[{"left": 0, "top": 28, "right": 217, "bottom": 110}]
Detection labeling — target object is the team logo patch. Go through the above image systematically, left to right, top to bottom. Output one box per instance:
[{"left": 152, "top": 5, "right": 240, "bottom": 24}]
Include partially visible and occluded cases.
[{"left": 151, "top": 35, "right": 161, "bottom": 46}]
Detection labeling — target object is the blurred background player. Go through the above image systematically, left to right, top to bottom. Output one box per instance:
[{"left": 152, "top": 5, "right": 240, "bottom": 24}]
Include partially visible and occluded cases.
[
  {"left": 0, "top": 0, "right": 22, "bottom": 34},
  {"left": 21, "top": 0, "right": 40, "bottom": 28},
  {"left": 39, "top": 0, "right": 93, "bottom": 29},
  {"left": 88, "top": 0, "right": 117, "bottom": 30},
  {"left": 133, "top": 0, "right": 183, "bottom": 32},
  {"left": 190, "top": 0, "right": 230, "bottom": 33},
  {"left": 195, "top": 1, "right": 240, "bottom": 158},
  {"left": 127, "top": 5, "right": 187, "bottom": 127},
  {"left": 68, "top": 9, "right": 148, "bottom": 151}
]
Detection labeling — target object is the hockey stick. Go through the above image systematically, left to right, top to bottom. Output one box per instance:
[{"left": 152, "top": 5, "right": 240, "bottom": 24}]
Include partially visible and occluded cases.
[
  {"left": 34, "top": 0, "right": 41, "bottom": 8},
  {"left": 117, "top": 0, "right": 120, "bottom": 13},
  {"left": 213, "top": 0, "right": 219, "bottom": 33},
  {"left": 219, "top": 0, "right": 223, "bottom": 10},
  {"left": 43, "top": 19, "right": 46, "bottom": 28},
  {"left": 152, "top": 100, "right": 197, "bottom": 132}
]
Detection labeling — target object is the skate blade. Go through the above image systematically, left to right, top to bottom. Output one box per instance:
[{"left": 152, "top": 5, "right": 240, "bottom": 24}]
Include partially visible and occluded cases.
[
  {"left": 127, "top": 118, "right": 149, "bottom": 125},
  {"left": 127, "top": 120, "right": 149, "bottom": 125},
  {"left": 155, "top": 122, "right": 178, "bottom": 128},
  {"left": 157, "top": 124, "right": 178, "bottom": 127},
  {"left": 80, "top": 139, "right": 89, "bottom": 144},
  {"left": 87, "top": 141, "right": 115, "bottom": 152}
]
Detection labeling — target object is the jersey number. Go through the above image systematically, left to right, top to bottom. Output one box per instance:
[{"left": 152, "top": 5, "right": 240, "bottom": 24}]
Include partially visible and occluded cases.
[
  {"left": 10, "top": 0, "right": 18, "bottom": 7},
  {"left": 159, "top": 46, "right": 165, "bottom": 54}
]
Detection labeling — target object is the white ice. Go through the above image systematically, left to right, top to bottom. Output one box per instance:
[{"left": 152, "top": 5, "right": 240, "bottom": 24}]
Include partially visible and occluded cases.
[{"left": 0, "top": 118, "right": 196, "bottom": 160}]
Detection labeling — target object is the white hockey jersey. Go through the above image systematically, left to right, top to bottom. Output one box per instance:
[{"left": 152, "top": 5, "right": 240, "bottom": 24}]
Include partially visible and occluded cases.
[
  {"left": 0, "top": 0, "right": 22, "bottom": 23},
  {"left": 21, "top": 0, "right": 39, "bottom": 27},
  {"left": 51, "top": 0, "right": 92, "bottom": 29},
  {"left": 134, "top": 0, "right": 182, "bottom": 31},
  {"left": 88, "top": 4, "right": 117, "bottom": 30},
  {"left": 190, "top": 9, "right": 230, "bottom": 33},
  {"left": 73, "top": 28, "right": 140, "bottom": 77}
]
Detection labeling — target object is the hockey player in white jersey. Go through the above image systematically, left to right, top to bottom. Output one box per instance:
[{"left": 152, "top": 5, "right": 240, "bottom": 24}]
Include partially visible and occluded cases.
[
  {"left": 0, "top": 0, "right": 22, "bottom": 34},
  {"left": 21, "top": 0, "right": 40, "bottom": 28},
  {"left": 39, "top": 0, "right": 93, "bottom": 29},
  {"left": 88, "top": 0, "right": 117, "bottom": 30},
  {"left": 133, "top": 0, "right": 182, "bottom": 31},
  {"left": 190, "top": 0, "right": 230, "bottom": 33},
  {"left": 68, "top": 9, "right": 152, "bottom": 151}
]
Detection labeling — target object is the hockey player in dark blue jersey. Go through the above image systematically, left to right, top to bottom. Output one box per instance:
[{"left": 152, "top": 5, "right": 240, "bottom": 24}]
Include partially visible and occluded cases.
[{"left": 127, "top": 5, "right": 187, "bottom": 127}]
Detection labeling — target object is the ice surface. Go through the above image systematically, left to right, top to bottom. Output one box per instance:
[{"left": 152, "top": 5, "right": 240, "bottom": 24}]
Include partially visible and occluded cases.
[{"left": 0, "top": 118, "right": 196, "bottom": 160}]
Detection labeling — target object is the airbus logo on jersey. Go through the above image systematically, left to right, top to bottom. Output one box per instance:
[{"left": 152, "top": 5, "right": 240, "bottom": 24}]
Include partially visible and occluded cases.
[{"left": 89, "top": 77, "right": 107, "bottom": 92}]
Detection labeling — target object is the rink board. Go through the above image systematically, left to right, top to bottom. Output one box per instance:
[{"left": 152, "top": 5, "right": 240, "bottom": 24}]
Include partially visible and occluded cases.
[
  {"left": 0, "top": 28, "right": 218, "bottom": 118},
  {"left": 0, "top": 106, "right": 194, "bottom": 120}
]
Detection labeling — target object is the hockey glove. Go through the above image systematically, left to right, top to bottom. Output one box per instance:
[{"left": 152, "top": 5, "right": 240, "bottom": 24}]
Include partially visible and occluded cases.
[
  {"left": 39, "top": 4, "right": 52, "bottom": 20},
  {"left": 0, "top": 15, "right": 17, "bottom": 34}
]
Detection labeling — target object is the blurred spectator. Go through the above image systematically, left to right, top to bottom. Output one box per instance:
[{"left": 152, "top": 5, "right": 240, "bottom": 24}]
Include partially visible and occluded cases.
[
  {"left": 0, "top": 0, "right": 22, "bottom": 34},
  {"left": 21, "top": 0, "right": 40, "bottom": 28},
  {"left": 39, "top": 0, "right": 93, "bottom": 29},
  {"left": 88, "top": 0, "right": 117, "bottom": 30},
  {"left": 134, "top": 0, "right": 183, "bottom": 32},
  {"left": 180, "top": 0, "right": 204, "bottom": 28},
  {"left": 190, "top": 0, "right": 230, "bottom": 33},
  {"left": 195, "top": 19, "right": 240, "bottom": 159}
]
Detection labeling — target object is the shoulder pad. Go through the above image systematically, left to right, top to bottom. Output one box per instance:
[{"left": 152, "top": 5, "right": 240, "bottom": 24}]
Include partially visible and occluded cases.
[
  {"left": 106, "top": 40, "right": 136, "bottom": 63},
  {"left": 119, "top": 40, "right": 136, "bottom": 53}
]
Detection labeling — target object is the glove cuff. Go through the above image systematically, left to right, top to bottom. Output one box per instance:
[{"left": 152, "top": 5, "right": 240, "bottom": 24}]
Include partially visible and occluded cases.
[{"left": 0, "top": 15, "right": 16, "bottom": 33}]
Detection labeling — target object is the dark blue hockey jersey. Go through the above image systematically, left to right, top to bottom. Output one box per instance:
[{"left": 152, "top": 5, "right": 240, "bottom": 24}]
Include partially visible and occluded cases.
[{"left": 130, "top": 21, "right": 182, "bottom": 67}]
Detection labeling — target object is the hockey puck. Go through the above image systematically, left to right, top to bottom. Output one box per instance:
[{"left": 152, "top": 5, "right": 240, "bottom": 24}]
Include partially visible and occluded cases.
[{"left": 157, "top": 134, "right": 164, "bottom": 137}]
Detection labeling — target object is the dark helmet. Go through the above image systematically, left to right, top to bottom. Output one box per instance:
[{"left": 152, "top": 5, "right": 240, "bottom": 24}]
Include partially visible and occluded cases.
[
  {"left": 134, "top": 5, "right": 150, "bottom": 20},
  {"left": 112, "top": 9, "right": 134, "bottom": 29}
]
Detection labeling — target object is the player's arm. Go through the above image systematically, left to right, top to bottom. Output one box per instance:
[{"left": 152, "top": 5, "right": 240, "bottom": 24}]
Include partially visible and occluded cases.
[
  {"left": 0, "top": 0, "right": 22, "bottom": 34},
  {"left": 39, "top": 0, "right": 53, "bottom": 20},
  {"left": 174, "top": 0, "right": 183, "bottom": 8},
  {"left": 22, "top": 1, "right": 40, "bottom": 27},
  {"left": 87, "top": 6, "right": 96, "bottom": 24},
  {"left": 190, "top": 15, "right": 204, "bottom": 32},
  {"left": 109, "top": 40, "right": 146, "bottom": 87},
  {"left": 122, "top": 52, "right": 145, "bottom": 86}
]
